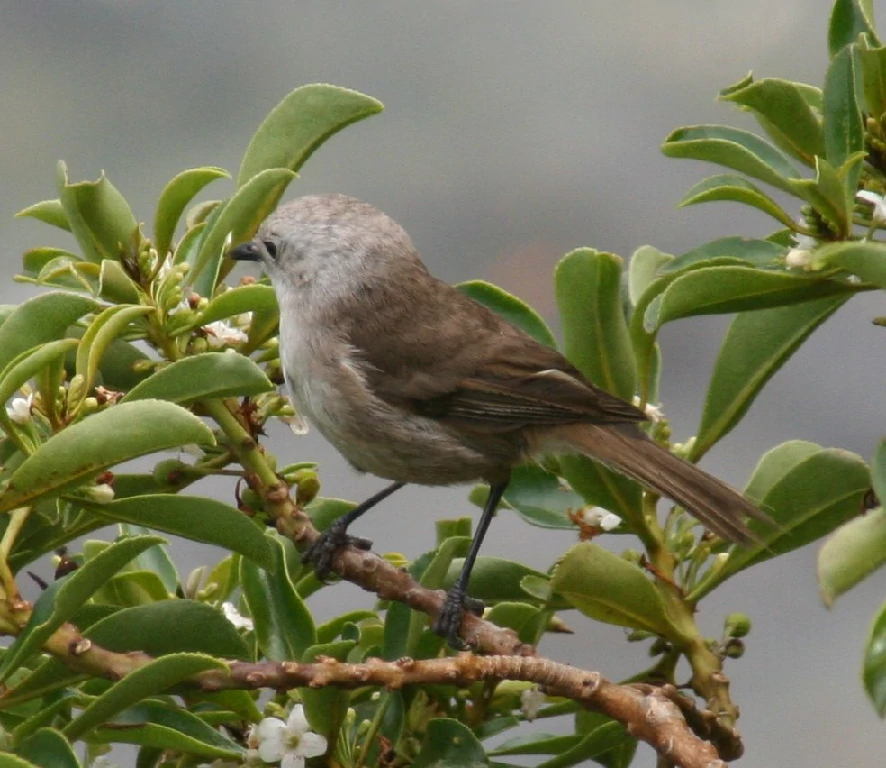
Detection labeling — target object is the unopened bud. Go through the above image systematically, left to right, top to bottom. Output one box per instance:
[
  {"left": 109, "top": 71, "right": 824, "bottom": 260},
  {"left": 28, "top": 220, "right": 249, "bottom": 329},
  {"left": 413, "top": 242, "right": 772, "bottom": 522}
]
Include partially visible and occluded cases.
[{"left": 724, "top": 612, "right": 752, "bottom": 638}]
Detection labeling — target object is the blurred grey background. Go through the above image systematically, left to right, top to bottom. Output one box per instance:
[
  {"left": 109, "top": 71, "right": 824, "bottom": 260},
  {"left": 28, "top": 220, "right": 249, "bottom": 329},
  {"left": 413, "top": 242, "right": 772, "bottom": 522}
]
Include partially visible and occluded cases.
[{"left": 2, "top": 1, "right": 884, "bottom": 765}]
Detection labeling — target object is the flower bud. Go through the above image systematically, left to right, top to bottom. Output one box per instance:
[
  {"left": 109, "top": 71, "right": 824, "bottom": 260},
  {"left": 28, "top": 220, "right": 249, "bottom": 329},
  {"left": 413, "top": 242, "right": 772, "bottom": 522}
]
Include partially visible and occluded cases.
[{"left": 724, "top": 612, "right": 752, "bottom": 638}]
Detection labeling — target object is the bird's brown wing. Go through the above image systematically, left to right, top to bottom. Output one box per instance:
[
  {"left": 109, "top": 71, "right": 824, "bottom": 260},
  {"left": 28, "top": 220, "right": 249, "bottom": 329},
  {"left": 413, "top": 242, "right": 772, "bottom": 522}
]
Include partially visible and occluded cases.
[{"left": 341, "top": 274, "right": 646, "bottom": 433}]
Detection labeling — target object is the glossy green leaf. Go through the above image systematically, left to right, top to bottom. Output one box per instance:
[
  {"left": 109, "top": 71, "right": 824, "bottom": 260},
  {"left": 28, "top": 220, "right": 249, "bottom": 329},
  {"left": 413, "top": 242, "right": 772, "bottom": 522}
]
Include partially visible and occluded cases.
[
  {"left": 829, "top": 0, "right": 878, "bottom": 57},
  {"left": 859, "top": 44, "right": 886, "bottom": 117},
  {"left": 823, "top": 45, "right": 864, "bottom": 193},
  {"left": 720, "top": 76, "right": 824, "bottom": 166},
  {"left": 237, "top": 83, "right": 383, "bottom": 188},
  {"left": 662, "top": 125, "right": 801, "bottom": 194},
  {"left": 788, "top": 155, "right": 859, "bottom": 237},
  {"left": 56, "top": 161, "right": 138, "bottom": 263},
  {"left": 154, "top": 167, "right": 230, "bottom": 257},
  {"left": 192, "top": 168, "right": 296, "bottom": 287},
  {"left": 678, "top": 174, "right": 797, "bottom": 226},
  {"left": 15, "top": 199, "right": 72, "bottom": 232},
  {"left": 173, "top": 221, "right": 206, "bottom": 267},
  {"left": 660, "top": 237, "right": 785, "bottom": 275},
  {"left": 817, "top": 240, "right": 886, "bottom": 289},
  {"left": 627, "top": 246, "right": 673, "bottom": 307},
  {"left": 20, "top": 247, "right": 81, "bottom": 277},
  {"left": 555, "top": 248, "right": 636, "bottom": 400},
  {"left": 98, "top": 259, "right": 142, "bottom": 305},
  {"left": 644, "top": 266, "right": 855, "bottom": 332},
  {"left": 457, "top": 280, "right": 557, "bottom": 347},
  {"left": 199, "top": 284, "right": 278, "bottom": 325},
  {"left": 0, "top": 293, "right": 98, "bottom": 374},
  {"left": 692, "top": 296, "right": 847, "bottom": 460},
  {"left": 76, "top": 305, "right": 154, "bottom": 393},
  {"left": 93, "top": 337, "right": 151, "bottom": 391},
  {"left": 0, "top": 339, "right": 78, "bottom": 422},
  {"left": 122, "top": 352, "right": 273, "bottom": 404},
  {"left": 0, "top": 400, "right": 214, "bottom": 512},
  {"left": 693, "top": 445, "right": 870, "bottom": 599},
  {"left": 501, "top": 464, "right": 586, "bottom": 529},
  {"left": 90, "top": 494, "right": 273, "bottom": 570},
  {"left": 818, "top": 507, "right": 886, "bottom": 606},
  {"left": 120, "top": 523, "right": 178, "bottom": 593},
  {"left": 240, "top": 534, "right": 316, "bottom": 660},
  {"left": 0, "top": 535, "right": 164, "bottom": 681},
  {"left": 550, "top": 543, "right": 675, "bottom": 636},
  {"left": 443, "top": 556, "right": 549, "bottom": 604},
  {"left": 863, "top": 600, "right": 886, "bottom": 715},
  {"left": 316, "top": 610, "right": 377, "bottom": 644},
  {"left": 301, "top": 640, "right": 354, "bottom": 744},
  {"left": 63, "top": 653, "right": 225, "bottom": 740},
  {"left": 91, "top": 699, "right": 242, "bottom": 758},
  {"left": 412, "top": 718, "right": 488, "bottom": 768},
  {"left": 17, "top": 728, "right": 80, "bottom": 768},
  {"left": 491, "top": 733, "right": 578, "bottom": 756}
]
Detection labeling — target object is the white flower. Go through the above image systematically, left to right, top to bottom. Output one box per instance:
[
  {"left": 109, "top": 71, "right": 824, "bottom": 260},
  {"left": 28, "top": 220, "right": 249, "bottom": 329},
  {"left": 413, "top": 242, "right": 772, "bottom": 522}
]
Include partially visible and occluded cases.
[
  {"left": 857, "top": 189, "right": 886, "bottom": 224},
  {"left": 784, "top": 231, "right": 817, "bottom": 270},
  {"left": 156, "top": 254, "right": 175, "bottom": 281},
  {"left": 168, "top": 297, "right": 191, "bottom": 317},
  {"left": 204, "top": 320, "right": 248, "bottom": 348},
  {"left": 6, "top": 393, "right": 33, "bottom": 425},
  {"left": 632, "top": 397, "right": 664, "bottom": 422},
  {"left": 88, "top": 483, "right": 115, "bottom": 504},
  {"left": 579, "top": 507, "right": 622, "bottom": 531},
  {"left": 222, "top": 601, "right": 254, "bottom": 631},
  {"left": 520, "top": 686, "right": 546, "bottom": 721},
  {"left": 255, "top": 705, "right": 328, "bottom": 768}
]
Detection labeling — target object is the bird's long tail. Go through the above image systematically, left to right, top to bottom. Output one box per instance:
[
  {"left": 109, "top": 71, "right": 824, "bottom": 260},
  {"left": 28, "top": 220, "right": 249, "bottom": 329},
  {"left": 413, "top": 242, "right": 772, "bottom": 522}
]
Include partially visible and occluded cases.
[{"left": 553, "top": 424, "right": 771, "bottom": 543}]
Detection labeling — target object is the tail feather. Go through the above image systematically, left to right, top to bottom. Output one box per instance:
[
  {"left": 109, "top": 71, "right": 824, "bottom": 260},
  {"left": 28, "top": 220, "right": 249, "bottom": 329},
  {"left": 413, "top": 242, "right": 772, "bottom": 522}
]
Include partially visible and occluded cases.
[{"left": 556, "top": 424, "right": 770, "bottom": 543}]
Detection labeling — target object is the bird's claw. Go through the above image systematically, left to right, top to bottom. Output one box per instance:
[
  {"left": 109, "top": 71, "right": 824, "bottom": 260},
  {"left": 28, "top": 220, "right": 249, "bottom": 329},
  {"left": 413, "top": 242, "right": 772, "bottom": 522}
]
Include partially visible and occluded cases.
[
  {"left": 302, "top": 525, "right": 372, "bottom": 581},
  {"left": 432, "top": 587, "right": 485, "bottom": 649}
]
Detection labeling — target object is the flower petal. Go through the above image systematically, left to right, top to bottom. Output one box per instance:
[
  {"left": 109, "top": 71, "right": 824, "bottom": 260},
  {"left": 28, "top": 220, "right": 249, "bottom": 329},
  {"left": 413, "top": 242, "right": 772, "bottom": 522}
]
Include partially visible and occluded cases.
[
  {"left": 285, "top": 704, "right": 310, "bottom": 736},
  {"left": 255, "top": 718, "right": 286, "bottom": 761},
  {"left": 296, "top": 731, "right": 328, "bottom": 758},
  {"left": 281, "top": 754, "right": 305, "bottom": 768}
]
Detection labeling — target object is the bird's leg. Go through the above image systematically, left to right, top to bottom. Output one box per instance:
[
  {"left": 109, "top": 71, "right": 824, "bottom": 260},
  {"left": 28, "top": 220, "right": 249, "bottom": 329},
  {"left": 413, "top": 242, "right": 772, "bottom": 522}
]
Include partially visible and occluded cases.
[
  {"left": 302, "top": 481, "right": 406, "bottom": 580},
  {"left": 433, "top": 481, "right": 507, "bottom": 649}
]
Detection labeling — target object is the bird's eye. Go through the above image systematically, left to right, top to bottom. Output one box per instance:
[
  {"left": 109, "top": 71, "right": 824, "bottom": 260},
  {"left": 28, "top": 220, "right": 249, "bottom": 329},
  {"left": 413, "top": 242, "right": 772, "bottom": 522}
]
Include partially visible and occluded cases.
[{"left": 263, "top": 241, "right": 278, "bottom": 259}]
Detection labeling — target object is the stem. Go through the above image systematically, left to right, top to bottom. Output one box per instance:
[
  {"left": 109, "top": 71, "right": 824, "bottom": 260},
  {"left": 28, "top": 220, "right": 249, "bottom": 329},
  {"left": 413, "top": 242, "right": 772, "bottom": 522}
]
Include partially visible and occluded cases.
[{"left": 0, "top": 507, "right": 31, "bottom": 601}]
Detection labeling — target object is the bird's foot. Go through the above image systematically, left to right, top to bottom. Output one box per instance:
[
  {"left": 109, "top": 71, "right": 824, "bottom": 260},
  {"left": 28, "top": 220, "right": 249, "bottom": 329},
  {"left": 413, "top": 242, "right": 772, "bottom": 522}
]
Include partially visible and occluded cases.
[
  {"left": 302, "top": 521, "right": 372, "bottom": 581},
  {"left": 432, "top": 586, "right": 485, "bottom": 650}
]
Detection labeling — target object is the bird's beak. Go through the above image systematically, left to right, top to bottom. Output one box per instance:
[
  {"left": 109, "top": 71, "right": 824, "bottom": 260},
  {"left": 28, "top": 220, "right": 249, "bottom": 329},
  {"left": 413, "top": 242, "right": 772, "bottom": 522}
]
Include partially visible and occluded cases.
[{"left": 227, "top": 240, "right": 262, "bottom": 262}]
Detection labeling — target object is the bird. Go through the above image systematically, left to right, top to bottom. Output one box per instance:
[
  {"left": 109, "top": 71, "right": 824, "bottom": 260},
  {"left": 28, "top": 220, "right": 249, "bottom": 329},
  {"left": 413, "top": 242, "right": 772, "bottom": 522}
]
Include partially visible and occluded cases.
[{"left": 228, "top": 193, "right": 769, "bottom": 648}]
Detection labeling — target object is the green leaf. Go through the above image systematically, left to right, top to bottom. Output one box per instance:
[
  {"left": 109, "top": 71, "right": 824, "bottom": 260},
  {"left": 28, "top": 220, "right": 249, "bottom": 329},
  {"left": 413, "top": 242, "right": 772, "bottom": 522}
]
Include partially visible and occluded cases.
[
  {"left": 829, "top": 0, "right": 878, "bottom": 57},
  {"left": 859, "top": 44, "right": 886, "bottom": 117},
  {"left": 823, "top": 45, "right": 864, "bottom": 190},
  {"left": 720, "top": 76, "right": 825, "bottom": 166},
  {"left": 237, "top": 83, "right": 384, "bottom": 188},
  {"left": 662, "top": 125, "right": 801, "bottom": 194},
  {"left": 788, "top": 155, "right": 859, "bottom": 237},
  {"left": 56, "top": 161, "right": 138, "bottom": 263},
  {"left": 154, "top": 167, "right": 230, "bottom": 257},
  {"left": 192, "top": 168, "right": 296, "bottom": 288},
  {"left": 678, "top": 174, "right": 797, "bottom": 227},
  {"left": 15, "top": 199, "right": 72, "bottom": 232},
  {"left": 660, "top": 237, "right": 786, "bottom": 275},
  {"left": 817, "top": 240, "right": 886, "bottom": 289},
  {"left": 627, "top": 246, "right": 673, "bottom": 307},
  {"left": 21, "top": 247, "right": 81, "bottom": 277},
  {"left": 555, "top": 249, "right": 636, "bottom": 400},
  {"left": 98, "top": 259, "right": 142, "bottom": 305},
  {"left": 643, "top": 266, "right": 856, "bottom": 332},
  {"left": 456, "top": 280, "right": 557, "bottom": 347},
  {"left": 199, "top": 284, "right": 278, "bottom": 325},
  {"left": 0, "top": 293, "right": 98, "bottom": 374},
  {"left": 692, "top": 296, "right": 847, "bottom": 460},
  {"left": 75, "top": 305, "right": 154, "bottom": 393},
  {"left": 93, "top": 337, "right": 151, "bottom": 391},
  {"left": 0, "top": 339, "right": 78, "bottom": 421},
  {"left": 122, "top": 352, "right": 273, "bottom": 404},
  {"left": 0, "top": 400, "right": 214, "bottom": 512},
  {"left": 692, "top": 445, "right": 871, "bottom": 599},
  {"left": 556, "top": 455, "right": 643, "bottom": 527},
  {"left": 501, "top": 464, "right": 586, "bottom": 529},
  {"left": 90, "top": 494, "right": 273, "bottom": 570},
  {"left": 818, "top": 507, "right": 886, "bottom": 606},
  {"left": 240, "top": 534, "right": 316, "bottom": 660},
  {"left": 0, "top": 535, "right": 165, "bottom": 681},
  {"left": 550, "top": 543, "right": 675, "bottom": 636},
  {"left": 443, "top": 556, "right": 549, "bottom": 604},
  {"left": 863, "top": 600, "right": 886, "bottom": 716},
  {"left": 300, "top": 640, "right": 354, "bottom": 744},
  {"left": 63, "top": 653, "right": 225, "bottom": 740},
  {"left": 91, "top": 699, "right": 243, "bottom": 758},
  {"left": 412, "top": 718, "right": 488, "bottom": 768},
  {"left": 17, "top": 728, "right": 80, "bottom": 768},
  {"left": 491, "top": 733, "right": 579, "bottom": 756},
  {"left": 0, "top": 756, "right": 42, "bottom": 768}
]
